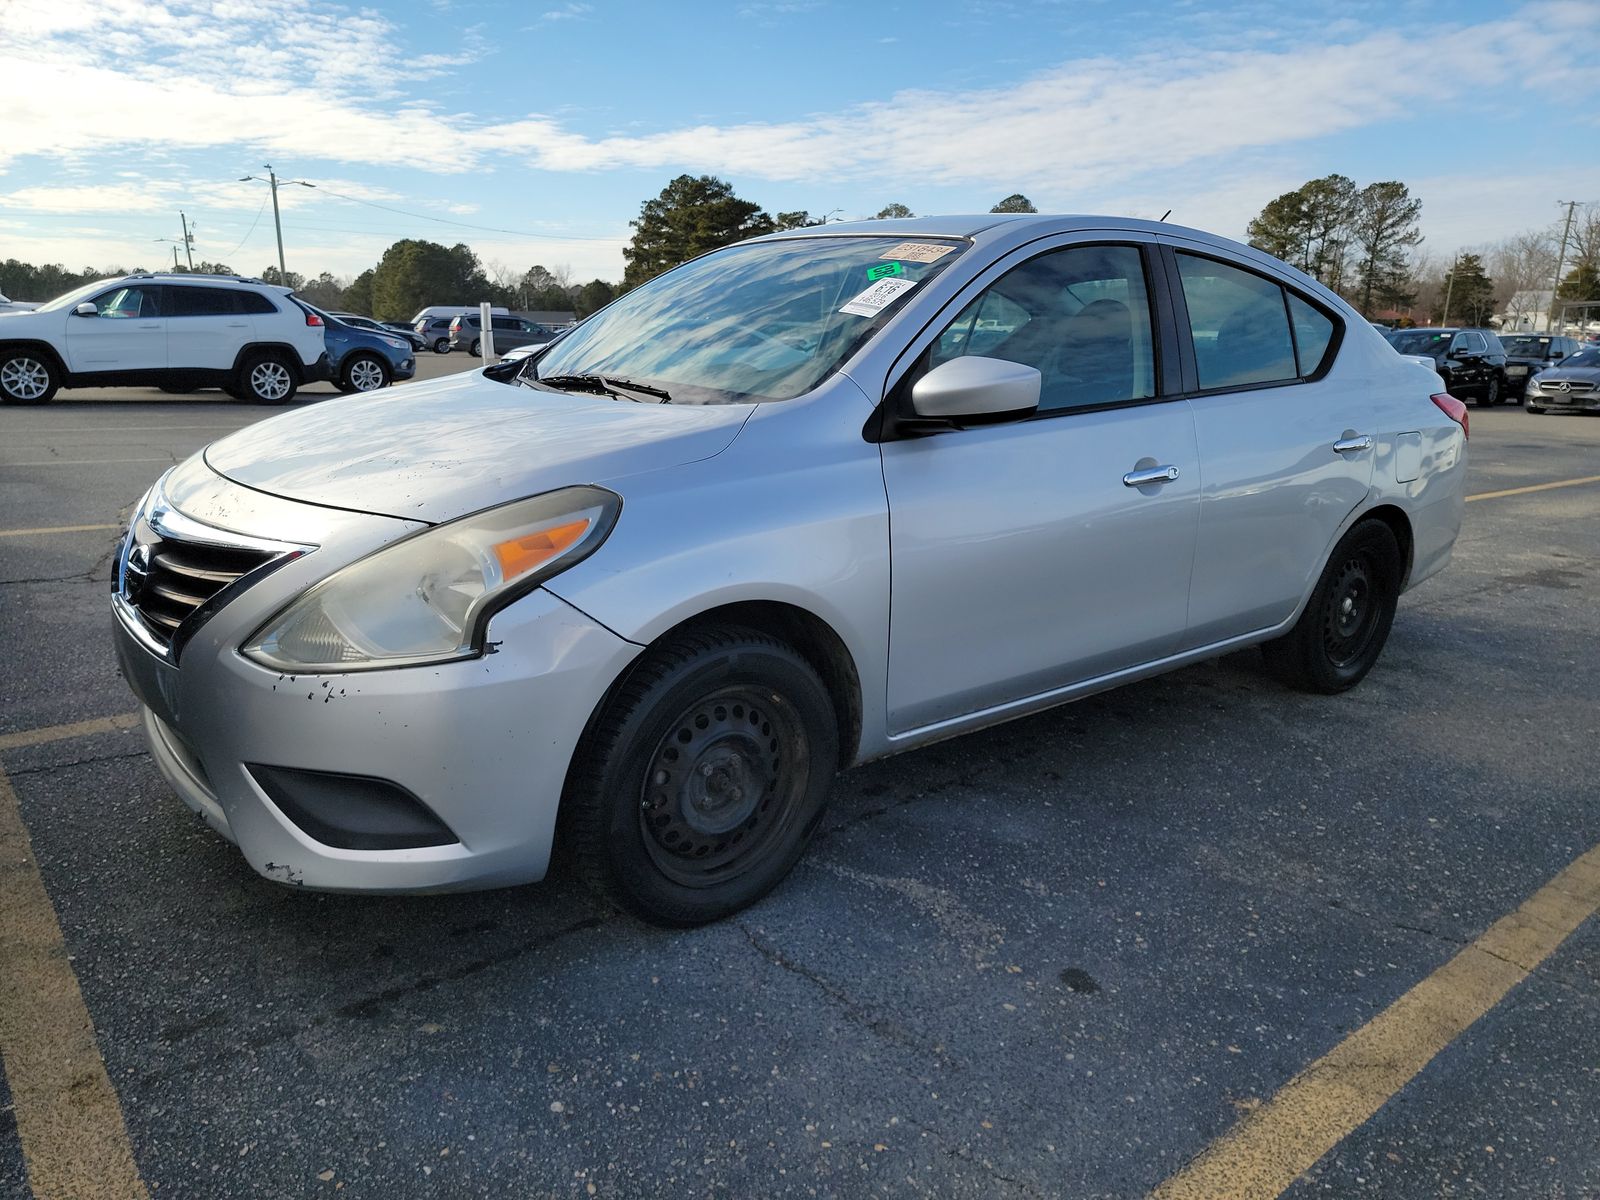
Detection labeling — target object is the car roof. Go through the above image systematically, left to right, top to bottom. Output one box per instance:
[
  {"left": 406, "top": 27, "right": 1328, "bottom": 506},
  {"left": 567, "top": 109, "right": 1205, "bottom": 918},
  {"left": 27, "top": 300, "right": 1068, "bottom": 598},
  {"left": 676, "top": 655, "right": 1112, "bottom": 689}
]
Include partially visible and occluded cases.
[{"left": 762, "top": 212, "right": 1232, "bottom": 246}]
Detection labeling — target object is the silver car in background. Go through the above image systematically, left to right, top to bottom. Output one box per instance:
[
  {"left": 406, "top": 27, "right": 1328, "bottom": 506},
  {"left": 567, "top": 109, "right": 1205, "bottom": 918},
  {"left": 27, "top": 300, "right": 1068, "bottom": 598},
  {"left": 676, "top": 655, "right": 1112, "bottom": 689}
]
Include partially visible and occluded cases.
[{"left": 111, "top": 215, "right": 1467, "bottom": 925}]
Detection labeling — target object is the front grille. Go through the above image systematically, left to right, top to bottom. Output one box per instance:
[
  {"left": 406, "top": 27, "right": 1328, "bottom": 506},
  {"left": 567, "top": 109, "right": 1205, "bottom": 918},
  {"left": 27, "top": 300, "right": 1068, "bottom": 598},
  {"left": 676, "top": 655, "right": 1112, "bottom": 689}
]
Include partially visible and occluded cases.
[
  {"left": 1557, "top": 381, "right": 1596, "bottom": 394},
  {"left": 122, "top": 517, "right": 279, "bottom": 650}
]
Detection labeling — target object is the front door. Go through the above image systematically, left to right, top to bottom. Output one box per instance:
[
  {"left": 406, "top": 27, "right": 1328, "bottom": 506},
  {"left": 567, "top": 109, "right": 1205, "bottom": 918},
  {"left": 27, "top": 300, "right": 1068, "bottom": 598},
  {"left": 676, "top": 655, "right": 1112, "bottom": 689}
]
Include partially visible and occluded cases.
[
  {"left": 880, "top": 241, "right": 1200, "bottom": 734},
  {"left": 1162, "top": 245, "right": 1377, "bottom": 647},
  {"left": 63, "top": 284, "right": 166, "bottom": 373}
]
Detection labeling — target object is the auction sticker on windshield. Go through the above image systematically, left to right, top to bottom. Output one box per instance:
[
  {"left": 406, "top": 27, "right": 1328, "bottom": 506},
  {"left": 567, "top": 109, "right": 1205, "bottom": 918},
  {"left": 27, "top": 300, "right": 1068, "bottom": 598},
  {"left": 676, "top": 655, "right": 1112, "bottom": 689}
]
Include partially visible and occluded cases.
[
  {"left": 880, "top": 242, "right": 955, "bottom": 263},
  {"left": 839, "top": 277, "right": 917, "bottom": 317}
]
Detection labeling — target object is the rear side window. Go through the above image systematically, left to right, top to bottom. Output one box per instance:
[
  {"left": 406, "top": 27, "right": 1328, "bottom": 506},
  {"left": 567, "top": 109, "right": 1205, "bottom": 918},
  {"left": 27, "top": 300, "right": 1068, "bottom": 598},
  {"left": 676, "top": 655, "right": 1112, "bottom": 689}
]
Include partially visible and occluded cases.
[
  {"left": 1176, "top": 254, "right": 1296, "bottom": 388},
  {"left": 166, "top": 287, "right": 236, "bottom": 317},
  {"left": 237, "top": 291, "right": 278, "bottom": 314},
  {"left": 1287, "top": 294, "right": 1335, "bottom": 376}
]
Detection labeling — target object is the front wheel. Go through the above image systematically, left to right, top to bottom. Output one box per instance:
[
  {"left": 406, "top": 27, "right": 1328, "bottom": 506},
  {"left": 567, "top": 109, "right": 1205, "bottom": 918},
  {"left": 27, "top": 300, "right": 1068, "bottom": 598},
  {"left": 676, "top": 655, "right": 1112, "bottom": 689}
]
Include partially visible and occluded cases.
[
  {"left": 0, "top": 350, "right": 58, "bottom": 405},
  {"left": 237, "top": 352, "right": 298, "bottom": 405},
  {"left": 340, "top": 353, "right": 390, "bottom": 393},
  {"left": 1262, "top": 519, "right": 1402, "bottom": 694},
  {"left": 563, "top": 624, "right": 839, "bottom": 926}
]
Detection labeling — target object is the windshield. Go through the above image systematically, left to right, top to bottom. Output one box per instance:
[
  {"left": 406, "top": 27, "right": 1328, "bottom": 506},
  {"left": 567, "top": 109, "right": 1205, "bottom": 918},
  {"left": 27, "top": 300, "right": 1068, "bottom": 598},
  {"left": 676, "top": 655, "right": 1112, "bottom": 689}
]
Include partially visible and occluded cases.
[
  {"left": 532, "top": 235, "right": 966, "bottom": 403},
  {"left": 36, "top": 279, "right": 118, "bottom": 312},
  {"left": 1386, "top": 330, "right": 1452, "bottom": 357},
  {"left": 1503, "top": 336, "right": 1555, "bottom": 357},
  {"left": 1556, "top": 347, "right": 1599, "bottom": 369}
]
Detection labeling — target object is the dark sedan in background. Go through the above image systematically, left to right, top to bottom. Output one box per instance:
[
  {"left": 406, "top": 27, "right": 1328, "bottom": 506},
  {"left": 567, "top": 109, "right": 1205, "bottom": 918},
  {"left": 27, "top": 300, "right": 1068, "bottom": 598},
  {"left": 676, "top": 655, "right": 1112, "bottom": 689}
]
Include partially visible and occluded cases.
[
  {"left": 1384, "top": 327, "right": 1509, "bottom": 406},
  {"left": 1500, "top": 333, "right": 1582, "bottom": 398},
  {"left": 1524, "top": 345, "right": 1600, "bottom": 414}
]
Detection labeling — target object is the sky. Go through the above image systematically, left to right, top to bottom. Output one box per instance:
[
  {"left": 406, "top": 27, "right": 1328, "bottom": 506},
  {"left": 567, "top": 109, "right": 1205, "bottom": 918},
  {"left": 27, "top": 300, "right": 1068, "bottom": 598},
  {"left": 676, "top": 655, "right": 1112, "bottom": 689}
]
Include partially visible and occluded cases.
[{"left": 1, "top": 0, "right": 1598, "bottom": 291}]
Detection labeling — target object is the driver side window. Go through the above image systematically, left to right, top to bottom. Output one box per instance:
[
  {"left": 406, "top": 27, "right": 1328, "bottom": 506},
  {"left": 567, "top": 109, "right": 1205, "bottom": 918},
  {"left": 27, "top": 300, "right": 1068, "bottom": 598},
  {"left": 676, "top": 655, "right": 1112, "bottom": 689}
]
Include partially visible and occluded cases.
[
  {"left": 927, "top": 244, "right": 1156, "bottom": 413},
  {"left": 93, "top": 286, "right": 160, "bottom": 319}
]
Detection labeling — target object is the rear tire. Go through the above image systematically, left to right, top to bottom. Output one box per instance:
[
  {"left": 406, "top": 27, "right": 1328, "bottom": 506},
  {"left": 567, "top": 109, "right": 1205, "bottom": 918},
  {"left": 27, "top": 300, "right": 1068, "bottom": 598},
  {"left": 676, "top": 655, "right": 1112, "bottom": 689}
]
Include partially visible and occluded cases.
[
  {"left": 433, "top": 338, "right": 450, "bottom": 354},
  {"left": 470, "top": 338, "right": 482, "bottom": 357},
  {"left": 0, "top": 350, "right": 58, "bottom": 405},
  {"left": 236, "top": 352, "right": 297, "bottom": 405},
  {"left": 1477, "top": 376, "right": 1501, "bottom": 407},
  {"left": 1262, "top": 519, "right": 1402, "bottom": 694},
  {"left": 563, "top": 624, "right": 838, "bottom": 926}
]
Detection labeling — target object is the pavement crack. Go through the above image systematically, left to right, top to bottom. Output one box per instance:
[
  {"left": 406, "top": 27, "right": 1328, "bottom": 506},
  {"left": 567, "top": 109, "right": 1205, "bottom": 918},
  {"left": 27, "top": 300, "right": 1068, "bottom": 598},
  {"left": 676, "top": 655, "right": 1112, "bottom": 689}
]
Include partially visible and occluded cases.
[
  {"left": 3, "top": 749, "right": 149, "bottom": 778},
  {"left": 738, "top": 922, "right": 947, "bottom": 1062}
]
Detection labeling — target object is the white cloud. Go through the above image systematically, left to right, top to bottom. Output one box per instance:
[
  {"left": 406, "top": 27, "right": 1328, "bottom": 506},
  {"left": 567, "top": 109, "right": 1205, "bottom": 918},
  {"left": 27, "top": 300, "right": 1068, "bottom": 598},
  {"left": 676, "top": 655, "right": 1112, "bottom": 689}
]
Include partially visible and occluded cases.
[{"left": 541, "top": 3, "right": 592, "bottom": 20}]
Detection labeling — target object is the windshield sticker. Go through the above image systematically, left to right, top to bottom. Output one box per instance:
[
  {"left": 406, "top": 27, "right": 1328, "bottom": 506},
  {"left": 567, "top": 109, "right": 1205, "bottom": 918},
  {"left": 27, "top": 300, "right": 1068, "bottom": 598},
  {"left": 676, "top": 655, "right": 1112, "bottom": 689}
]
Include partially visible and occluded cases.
[
  {"left": 880, "top": 242, "right": 955, "bottom": 263},
  {"left": 866, "top": 261, "right": 904, "bottom": 282},
  {"left": 839, "top": 277, "right": 917, "bottom": 317}
]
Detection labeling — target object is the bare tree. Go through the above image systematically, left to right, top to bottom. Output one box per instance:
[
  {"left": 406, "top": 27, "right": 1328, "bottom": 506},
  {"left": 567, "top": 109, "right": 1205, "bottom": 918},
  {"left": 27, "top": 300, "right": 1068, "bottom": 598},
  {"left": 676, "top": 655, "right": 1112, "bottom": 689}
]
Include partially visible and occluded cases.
[{"left": 1489, "top": 231, "right": 1556, "bottom": 331}]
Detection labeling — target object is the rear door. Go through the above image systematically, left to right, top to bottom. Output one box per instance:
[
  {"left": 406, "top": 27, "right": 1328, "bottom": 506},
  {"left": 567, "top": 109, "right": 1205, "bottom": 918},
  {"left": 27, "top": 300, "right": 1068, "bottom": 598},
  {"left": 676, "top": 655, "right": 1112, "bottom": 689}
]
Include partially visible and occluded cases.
[
  {"left": 880, "top": 237, "right": 1200, "bottom": 733},
  {"left": 1160, "top": 243, "right": 1376, "bottom": 648},
  {"left": 62, "top": 284, "right": 167, "bottom": 373},
  {"left": 165, "top": 285, "right": 253, "bottom": 370}
]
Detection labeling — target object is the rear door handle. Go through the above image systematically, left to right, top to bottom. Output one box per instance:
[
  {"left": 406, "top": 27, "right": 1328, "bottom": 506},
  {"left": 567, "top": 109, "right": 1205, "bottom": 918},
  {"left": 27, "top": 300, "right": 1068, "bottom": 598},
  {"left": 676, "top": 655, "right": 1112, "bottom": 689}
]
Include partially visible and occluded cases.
[
  {"left": 226, "top": 321, "right": 249, "bottom": 328},
  {"left": 1333, "top": 435, "right": 1374, "bottom": 453},
  {"left": 1122, "top": 464, "right": 1180, "bottom": 487}
]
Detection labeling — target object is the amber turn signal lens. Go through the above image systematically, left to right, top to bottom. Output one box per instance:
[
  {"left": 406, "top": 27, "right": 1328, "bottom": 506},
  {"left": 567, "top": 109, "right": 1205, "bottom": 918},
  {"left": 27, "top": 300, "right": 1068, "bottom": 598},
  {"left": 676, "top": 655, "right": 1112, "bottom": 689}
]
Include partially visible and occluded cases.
[{"left": 492, "top": 518, "right": 590, "bottom": 579}]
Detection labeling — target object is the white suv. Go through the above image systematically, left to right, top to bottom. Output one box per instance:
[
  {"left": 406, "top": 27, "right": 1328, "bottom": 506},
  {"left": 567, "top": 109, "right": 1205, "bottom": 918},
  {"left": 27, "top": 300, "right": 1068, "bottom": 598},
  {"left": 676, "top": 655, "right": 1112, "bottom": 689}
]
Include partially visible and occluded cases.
[{"left": 0, "top": 273, "right": 332, "bottom": 406}]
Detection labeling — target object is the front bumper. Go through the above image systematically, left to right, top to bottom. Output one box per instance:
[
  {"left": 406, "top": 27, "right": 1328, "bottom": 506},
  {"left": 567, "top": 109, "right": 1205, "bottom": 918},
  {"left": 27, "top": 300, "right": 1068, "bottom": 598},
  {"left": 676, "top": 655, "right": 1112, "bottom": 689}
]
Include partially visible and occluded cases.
[
  {"left": 394, "top": 356, "right": 416, "bottom": 380},
  {"left": 1526, "top": 390, "right": 1600, "bottom": 412},
  {"left": 112, "top": 463, "right": 639, "bottom": 892}
]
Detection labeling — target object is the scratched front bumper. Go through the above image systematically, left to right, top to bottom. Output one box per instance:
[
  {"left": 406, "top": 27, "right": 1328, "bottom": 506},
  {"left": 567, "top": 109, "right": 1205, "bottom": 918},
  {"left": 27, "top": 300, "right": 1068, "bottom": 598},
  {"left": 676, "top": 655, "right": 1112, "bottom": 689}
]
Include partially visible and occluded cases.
[{"left": 113, "top": 460, "right": 640, "bottom": 893}]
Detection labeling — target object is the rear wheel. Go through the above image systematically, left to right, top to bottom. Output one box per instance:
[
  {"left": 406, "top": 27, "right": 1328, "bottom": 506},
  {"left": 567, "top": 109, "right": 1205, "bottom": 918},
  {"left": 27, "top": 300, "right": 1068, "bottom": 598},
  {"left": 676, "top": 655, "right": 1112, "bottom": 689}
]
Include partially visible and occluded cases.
[
  {"left": 433, "top": 338, "right": 450, "bottom": 354},
  {"left": 469, "top": 338, "right": 482, "bottom": 357},
  {"left": 0, "top": 350, "right": 58, "bottom": 405},
  {"left": 237, "top": 352, "right": 297, "bottom": 405},
  {"left": 340, "top": 353, "right": 390, "bottom": 393},
  {"left": 1478, "top": 376, "right": 1501, "bottom": 407},
  {"left": 1262, "top": 519, "right": 1402, "bottom": 694},
  {"left": 563, "top": 624, "right": 838, "bottom": 926}
]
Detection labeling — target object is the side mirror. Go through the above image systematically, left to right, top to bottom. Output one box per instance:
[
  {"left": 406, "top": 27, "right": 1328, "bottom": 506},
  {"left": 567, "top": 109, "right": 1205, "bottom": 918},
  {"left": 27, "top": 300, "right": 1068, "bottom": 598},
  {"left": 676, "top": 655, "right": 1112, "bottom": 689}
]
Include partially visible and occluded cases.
[
  {"left": 74, "top": 301, "right": 98, "bottom": 316},
  {"left": 910, "top": 356, "right": 1041, "bottom": 421}
]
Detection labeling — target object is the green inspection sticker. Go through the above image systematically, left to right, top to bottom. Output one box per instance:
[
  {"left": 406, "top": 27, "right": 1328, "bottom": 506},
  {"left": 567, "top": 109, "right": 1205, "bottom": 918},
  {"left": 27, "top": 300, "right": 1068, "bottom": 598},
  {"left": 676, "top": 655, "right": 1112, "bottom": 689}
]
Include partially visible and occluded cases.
[{"left": 867, "top": 261, "right": 905, "bottom": 281}]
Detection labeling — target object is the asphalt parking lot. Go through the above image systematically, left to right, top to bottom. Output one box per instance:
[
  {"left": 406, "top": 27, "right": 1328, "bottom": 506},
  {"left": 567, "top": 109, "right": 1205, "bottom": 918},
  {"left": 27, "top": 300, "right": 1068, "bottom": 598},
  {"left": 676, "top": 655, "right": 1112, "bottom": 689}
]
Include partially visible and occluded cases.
[{"left": 2, "top": 379, "right": 1599, "bottom": 1198}]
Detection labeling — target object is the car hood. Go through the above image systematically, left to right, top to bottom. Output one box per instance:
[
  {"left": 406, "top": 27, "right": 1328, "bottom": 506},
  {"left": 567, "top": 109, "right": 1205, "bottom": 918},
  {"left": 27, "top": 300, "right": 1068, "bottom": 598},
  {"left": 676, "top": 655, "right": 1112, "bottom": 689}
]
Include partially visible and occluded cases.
[
  {"left": 1534, "top": 367, "right": 1600, "bottom": 384},
  {"left": 204, "top": 369, "right": 754, "bottom": 523}
]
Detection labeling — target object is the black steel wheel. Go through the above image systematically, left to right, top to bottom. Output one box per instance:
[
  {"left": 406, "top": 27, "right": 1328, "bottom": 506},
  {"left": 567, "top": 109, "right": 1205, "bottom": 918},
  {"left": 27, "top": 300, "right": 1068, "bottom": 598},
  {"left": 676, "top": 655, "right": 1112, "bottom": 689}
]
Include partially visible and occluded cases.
[
  {"left": 1262, "top": 519, "right": 1402, "bottom": 693},
  {"left": 564, "top": 623, "right": 838, "bottom": 926}
]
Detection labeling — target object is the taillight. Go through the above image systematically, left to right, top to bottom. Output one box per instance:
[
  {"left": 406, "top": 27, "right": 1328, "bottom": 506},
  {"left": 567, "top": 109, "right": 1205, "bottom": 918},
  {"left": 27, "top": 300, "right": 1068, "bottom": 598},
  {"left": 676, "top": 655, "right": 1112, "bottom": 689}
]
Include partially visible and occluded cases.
[
  {"left": 304, "top": 311, "right": 323, "bottom": 327},
  {"left": 1431, "top": 392, "right": 1468, "bottom": 440}
]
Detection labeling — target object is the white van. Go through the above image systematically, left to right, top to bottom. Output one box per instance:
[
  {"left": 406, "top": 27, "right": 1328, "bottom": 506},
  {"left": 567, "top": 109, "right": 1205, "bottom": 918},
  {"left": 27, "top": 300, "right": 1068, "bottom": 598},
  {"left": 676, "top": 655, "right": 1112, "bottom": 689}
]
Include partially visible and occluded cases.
[{"left": 410, "top": 305, "right": 509, "bottom": 324}]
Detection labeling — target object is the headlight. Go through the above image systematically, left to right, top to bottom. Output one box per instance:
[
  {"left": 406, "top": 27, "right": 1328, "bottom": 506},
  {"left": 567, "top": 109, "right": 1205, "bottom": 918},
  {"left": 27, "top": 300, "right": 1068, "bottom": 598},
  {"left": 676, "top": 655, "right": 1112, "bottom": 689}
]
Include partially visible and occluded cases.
[
  {"left": 381, "top": 336, "right": 407, "bottom": 350},
  {"left": 242, "top": 486, "right": 620, "bottom": 672}
]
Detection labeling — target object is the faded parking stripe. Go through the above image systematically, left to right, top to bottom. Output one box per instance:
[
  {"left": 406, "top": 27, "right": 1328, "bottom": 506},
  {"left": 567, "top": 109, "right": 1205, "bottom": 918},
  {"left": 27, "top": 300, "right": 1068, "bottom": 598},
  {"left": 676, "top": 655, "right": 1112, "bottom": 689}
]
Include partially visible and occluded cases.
[
  {"left": 1467, "top": 473, "right": 1600, "bottom": 502},
  {"left": 0, "top": 524, "right": 121, "bottom": 540},
  {"left": 0, "top": 714, "right": 140, "bottom": 754},
  {"left": 0, "top": 763, "right": 149, "bottom": 1199},
  {"left": 1151, "top": 841, "right": 1600, "bottom": 1200}
]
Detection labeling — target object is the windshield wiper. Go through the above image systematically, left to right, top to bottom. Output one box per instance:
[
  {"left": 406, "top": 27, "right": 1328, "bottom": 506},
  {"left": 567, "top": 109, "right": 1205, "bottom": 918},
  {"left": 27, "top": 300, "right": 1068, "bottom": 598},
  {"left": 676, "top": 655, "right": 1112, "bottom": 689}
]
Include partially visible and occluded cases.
[{"left": 537, "top": 373, "right": 672, "bottom": 403}]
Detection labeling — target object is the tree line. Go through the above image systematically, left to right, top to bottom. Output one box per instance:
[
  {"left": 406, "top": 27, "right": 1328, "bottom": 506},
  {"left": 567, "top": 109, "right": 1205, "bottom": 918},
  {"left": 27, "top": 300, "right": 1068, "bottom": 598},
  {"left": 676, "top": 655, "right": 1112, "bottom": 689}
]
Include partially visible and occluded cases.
[{"left": 1246, "top": 174, "right": 1600, "bottom": 328}]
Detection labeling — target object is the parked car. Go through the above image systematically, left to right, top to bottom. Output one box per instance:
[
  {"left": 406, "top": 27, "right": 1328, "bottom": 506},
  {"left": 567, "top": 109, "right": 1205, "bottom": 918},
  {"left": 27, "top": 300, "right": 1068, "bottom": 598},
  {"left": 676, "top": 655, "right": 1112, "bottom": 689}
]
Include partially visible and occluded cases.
[
  {"left": 110, "top": 215, "right": 1466, "bottom": 924},
  {"left": 0, "top": 272, "right": 331, "bottom": 405},
  {"left": 0, "top": 289, "right": 39, "bottom": 313},
  {"left": 297, "top": 303, "right": 416, "bottom": 393},
  {"left": 331, "top": 312, "right": 426, "bottom": 353},
  {"left": 447, "top": 313, "right": 558, "bottom": 357},
  {"left": 414, "top": 317, "right": 455, "bottom": 354},
  {"left": 1383, "top": 327, "right": 1509, "bottom": 406},
  {"left": 1499, "top": 333, "right": 1581, "bottom": 398},
  {"left": 1523, "top": 345, "right": 1600, "bottom": 414}
]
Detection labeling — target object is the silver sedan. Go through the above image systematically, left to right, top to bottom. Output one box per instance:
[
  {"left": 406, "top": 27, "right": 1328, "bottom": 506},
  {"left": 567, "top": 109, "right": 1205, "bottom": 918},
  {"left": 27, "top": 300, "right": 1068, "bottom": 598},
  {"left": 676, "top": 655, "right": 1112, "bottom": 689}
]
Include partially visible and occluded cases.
[{"left": 111, "top": 214, "right": 1467, "bottom": 924}]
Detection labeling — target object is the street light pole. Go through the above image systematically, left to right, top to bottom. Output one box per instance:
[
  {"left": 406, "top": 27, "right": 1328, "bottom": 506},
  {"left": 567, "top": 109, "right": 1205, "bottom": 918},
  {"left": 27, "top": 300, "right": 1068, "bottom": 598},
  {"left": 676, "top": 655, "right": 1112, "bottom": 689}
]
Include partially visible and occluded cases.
[{"left": 239, "top": 166, "right": 315, "bottom": 282}]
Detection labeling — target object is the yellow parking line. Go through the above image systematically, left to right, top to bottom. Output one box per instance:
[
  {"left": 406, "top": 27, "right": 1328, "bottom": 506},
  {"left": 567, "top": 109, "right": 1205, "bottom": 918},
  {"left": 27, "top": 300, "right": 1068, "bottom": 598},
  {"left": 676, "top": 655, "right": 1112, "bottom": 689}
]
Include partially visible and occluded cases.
[
  {"left": 1467, "top": 474, "right": 1600, "bottom": 502},
  {"left": 0, "top": 523, "right": 121, "bottom": 540},
  {"left": 0, "top": 714, "right": 141, "bottom": 754},
  {"left": 0, "top": 763, "right": 150, "bottom": 1199},
  {"left": 1151, "top": 841, "right": 1600, "bottom": 1199}
]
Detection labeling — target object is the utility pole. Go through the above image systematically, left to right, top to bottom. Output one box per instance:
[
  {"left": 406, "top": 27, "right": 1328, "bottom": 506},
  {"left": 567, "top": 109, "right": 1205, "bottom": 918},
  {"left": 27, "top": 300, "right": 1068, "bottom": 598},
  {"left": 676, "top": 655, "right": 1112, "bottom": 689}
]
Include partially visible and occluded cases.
[
  {"left": 239, "top": 166, "right": 315, "bottom": 282},
  {"left": 1549, "top": 200, "right": 1579, "bottom": 334},
  {"left": 179, "top": 211, "right": 195, "bottom": 270},
  {"left": 172, "top": 245, "right": 180, "bottom": 271},
  {"left": 1441, "top": 254, "right": 1458, "bottom": 325}
]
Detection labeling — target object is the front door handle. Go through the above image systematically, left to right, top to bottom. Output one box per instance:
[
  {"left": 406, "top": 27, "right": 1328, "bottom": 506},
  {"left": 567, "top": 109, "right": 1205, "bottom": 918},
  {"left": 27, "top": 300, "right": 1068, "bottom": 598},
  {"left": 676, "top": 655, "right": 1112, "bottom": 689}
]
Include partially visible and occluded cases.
[
  {"left": 137, "top": 322, "right": 161, "bottom": 329},
  {"left": 1333, "top": 435, "right": 1374, "bottom": 453},
  {"left": 1122, "top": 464, "right": 1180, "bottom": 487}
]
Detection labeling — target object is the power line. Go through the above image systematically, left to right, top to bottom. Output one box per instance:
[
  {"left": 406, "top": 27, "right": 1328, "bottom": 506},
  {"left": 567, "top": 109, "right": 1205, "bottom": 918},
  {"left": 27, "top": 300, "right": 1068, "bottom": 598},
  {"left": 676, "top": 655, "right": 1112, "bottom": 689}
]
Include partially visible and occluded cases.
[
  {"left": 309, "top": 185, "right": 621, "bottom": 242},
  {"left": 222, "top": 194, "right": 271, "bottom": 257}
]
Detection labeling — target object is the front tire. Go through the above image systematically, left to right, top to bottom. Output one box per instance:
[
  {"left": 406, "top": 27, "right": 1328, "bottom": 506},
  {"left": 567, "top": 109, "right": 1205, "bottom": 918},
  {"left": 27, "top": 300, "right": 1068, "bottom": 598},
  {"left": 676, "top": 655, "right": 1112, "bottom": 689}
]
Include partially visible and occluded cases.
[
  {"left": 0, "top": 350, "right": 58, "bottom": 405},
  {"left": 237, "top": 352, "right": 298, "bottom": 405},
  {"left": 340, "top": 353, "right": 390, "bottom": 393},
  {"left": 1262, "top": 519, "right": 1402, "bottom": 694},
  {"left": 563, "top": 624, "right": 839, "bottom": 926}
]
